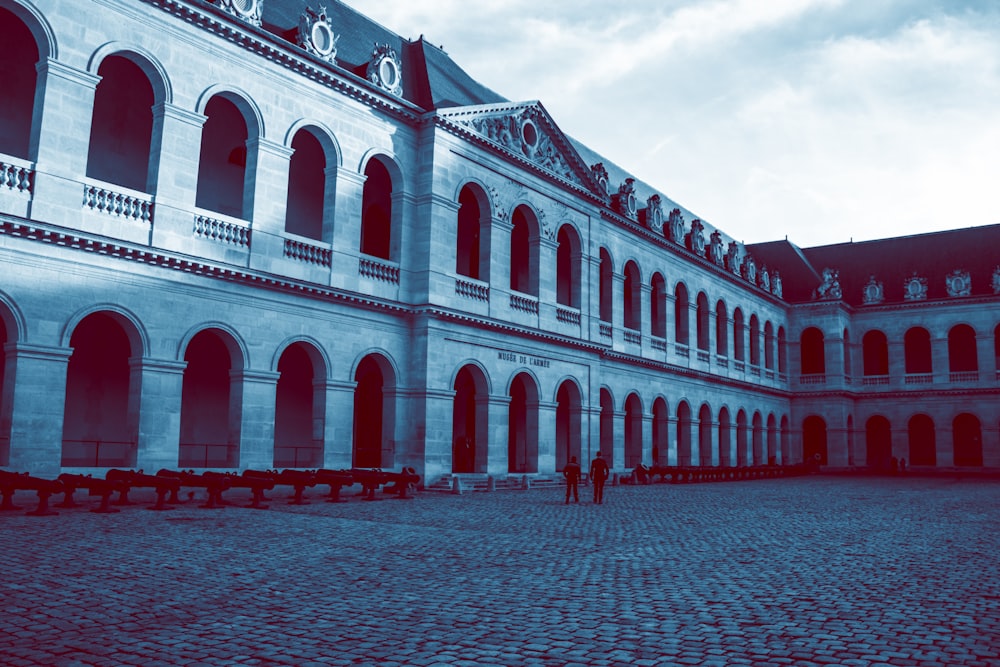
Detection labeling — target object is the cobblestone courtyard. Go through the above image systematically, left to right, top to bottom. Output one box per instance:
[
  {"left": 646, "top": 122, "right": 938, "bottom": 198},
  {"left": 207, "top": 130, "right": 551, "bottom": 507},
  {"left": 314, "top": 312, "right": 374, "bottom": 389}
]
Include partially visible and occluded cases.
[{"left": 2, "top": 476, "right": 999, "bottom": 667}]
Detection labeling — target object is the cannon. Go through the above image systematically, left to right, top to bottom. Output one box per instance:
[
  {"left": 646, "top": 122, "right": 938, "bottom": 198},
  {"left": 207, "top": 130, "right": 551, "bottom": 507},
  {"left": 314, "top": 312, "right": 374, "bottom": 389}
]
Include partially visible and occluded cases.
[
  {"left": 381, "top": 467, "right": 420, "bottom": 499},
  {"left": 349, "top": 468, "right": 390, "bottom": 501},
  {"left": 104, "top": 469, "right": 181, "bottom": 510},
  {"left": 155, "top": 469, "right": 231, "bottom": 508},
  {"left": 224, "top": 469, "right": 276, "bottom": 509},
  {"left": 270, "top": 469, "right": 316, "bottom": 505},
  {"left": 314, "top": 469, "right": 353, "bottom": 503},
  {"left": 0, "top": 470, "right": 63, "bottom": 516},
  {"left": 56, "top": 473, "right": 126, "bottom": 513}
]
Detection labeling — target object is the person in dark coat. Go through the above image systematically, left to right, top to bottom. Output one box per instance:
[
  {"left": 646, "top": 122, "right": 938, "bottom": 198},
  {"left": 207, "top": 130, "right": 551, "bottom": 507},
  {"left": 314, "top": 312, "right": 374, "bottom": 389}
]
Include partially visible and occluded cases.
[
  {"left": 589, "top": 451, "right": 610, "bottom": 504},
  {"left": 563, "top": 456, "right": 581, "bottom": 504}
]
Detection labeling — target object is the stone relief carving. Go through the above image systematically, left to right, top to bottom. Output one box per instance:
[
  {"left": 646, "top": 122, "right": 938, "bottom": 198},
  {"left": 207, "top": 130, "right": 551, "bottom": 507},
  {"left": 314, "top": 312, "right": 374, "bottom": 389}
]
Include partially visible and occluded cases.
[
  {"left": 217, "top": 0, "right": 262, "bottom": 27},
  {"left": 297, "top": 5, "right": 339, "bottom": 62},
  {"left": 366, "top": 43, "right": 403, "bottom": 96},
  {"left": 470, "top": 110, "right": 576, "bottom": 184},
  {"left": 612, "top": 178, "right": 637, "bottom": 220},
  {"left": 488, "top": 180, "right": 527, "bottom": 223},
  {"left": 645, "top": 194, "right": 664, "bottom": 234},
  {"left": 538, "top": 207, "right": 555, "bottom": 241},
  {"left": 667, "top": 208, "right": 685, "bottom": 245},
  {"left": 687, "top": 219, "right": 706, "bottom": 256},
  {"left": 709, "top": 230, "right": 725, "bottom": 267},
  {"left": 725, "top": 242, "right": 741, "bottom": 275},
  {"left": 742, "top": 254, "right": 757, "bottom": 286},
  {"left": 759, "top": 265, "right": 770, "bottom": 292},
  {"left": 993, "top": 266, "right": 1000, "bottom": 294},
  {"left": 813, "top": 267, "right": 842, "bottom": 300},
  {"left": 945, "top": 269, "right": 971, "bottom": 297},
  {"left": 772, "top": 270, "right": 783, "bottom": 298},
  {"left": 903, "top": 272, "right": 927, "bottom": 301},
  {"left": 862, "top": 275, "right": 884, "bottom": 305}
]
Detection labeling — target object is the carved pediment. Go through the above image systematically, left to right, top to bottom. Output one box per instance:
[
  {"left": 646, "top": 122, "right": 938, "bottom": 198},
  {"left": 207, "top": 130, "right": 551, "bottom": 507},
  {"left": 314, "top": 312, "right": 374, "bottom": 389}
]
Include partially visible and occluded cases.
[{"left": 440, "top": 102, "right": 607, "bottom": 198}]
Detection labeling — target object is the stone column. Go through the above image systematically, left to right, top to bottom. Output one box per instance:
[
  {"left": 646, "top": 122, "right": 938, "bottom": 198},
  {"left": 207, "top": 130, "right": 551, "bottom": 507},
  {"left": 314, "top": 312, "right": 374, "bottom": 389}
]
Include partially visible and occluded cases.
[
  {"left": 148, "top": 103, "right": 208, "bottom": 252},
  {"left": 247, "top": 138, "right": 294, "bottom": 273},
  {"left": 329, "top": 169, "right": 365, "bottom": 291},
  {"left": 537, "top": 236, "right": 559, "bottom": 328},
  {"left": 611, "top": 272, "right": 624, "bottom": 350},
  {"left": 639, "top": 283, "right": 652, "bottom": 349},
  {"left": 930, "top": 334, "right": 949, "bottom": 383},
  {"left": 888, "top": 340, "right": 905, "bottom": 386},
  {"left": 6, "top": 343, "right": 72, "bottom": 475},
  {"left": 132, "top": 357, "right": 187, "bottom": 472},
  {"left": 234, "top": 370, "right": 279, "bottom": 470},
  {"left": 321, "top": 380, "right": 356, "bottom": 470},
  {"left": 421, "top": 387, "right": 456, "bottom": 483},
  {"left": 486, "top": 394, "right": 511, "bottom": 477},
  {"left": 536, "top": 400, "right": 558, "bottom": 474},
  {"left": 611, "top": 408, "right": 625, "bottom": 471},
  {"left": 641, "top": 412, "right": 654, "bottom": 465}
]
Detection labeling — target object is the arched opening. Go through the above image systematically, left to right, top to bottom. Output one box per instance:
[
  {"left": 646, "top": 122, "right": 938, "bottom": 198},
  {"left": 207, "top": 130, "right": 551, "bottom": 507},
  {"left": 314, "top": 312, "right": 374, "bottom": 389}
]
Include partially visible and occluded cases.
[
  {"left": 0, "top": 7, "right": 40, "bottom": 159},
  {"left": 86, "top": 54, "right": 155, "bottom": 192},
  {"left": 196, "top": 95, "right": 250, "bottom": 219},
  {"left": 285, "top": 128, "right": 328, "bottom": 241},
  {"left": 361, "top": 157, "right": 394, "bottom": 260},
  {"left": 457, "top": 184, "right": 490, "bottom": 281},
  {"left": 509, "top": 205, "right": 538, "bottom": 296},
  {"left": 556, "top": 225, "right": 580, "bottom": 308},
  {"left": 599, "top": 248, "right": 613, "bottom": 323},
  {"left": 623, "top": 261, "right": 641, "bottom": 332},
  {"left": 650, "top": 273, "right": 667, "bottom": 339},
  {"left": 674, "top": 283, "right": 689, "bottom": 345},
  {"left": 696, "top": 292, "right": 710, "bottom": 352},
  {"left": 715, "top": 301, "right": 728, "bottom": 357},
  {"left": 733, "top": 308, "right": 745, "bottom": 362},
  {"left": 0, "top": 313, "right": 9, "bottom": 464},
  {"left": 61, "top": 313, "right": 136, "bottom": 467},
  {"left": 749, "top": 315, "right": 761, "bottom": 367},
  {"left": 764, "top": 321, "right": 775, "bottom": 370},
  {"left": 948, "top": 324, "right": 978, "bottom": 373},
  {"left": 777, "top": 327, "right": 787, "bottom": 374},
  {"left": 800, "top": 327, "right": 826, "bottom": 375},
  {"left": 904, "top": 327, "right": 932, "bottom": 374},
  {"left": 843, "top": 328, "right": 852, "bottom": 377},
  {"left": 180, "top": 329, "right": 239, "bottom": 468},
  {"left": 862, "top": 330, "right": 889, "bottom": 376},
  {"left": 274, "top": 343, "right": 322, "bottom": 468},
  {"left": 354, "top": 355, "right": 394, "bottom": 468},
  {"left": 453, "top": 365, "right": 488, "bottom": 473},
  {"left": 507, "top": 373, "right": 539, "bottom": 473},
  {"left": 555, "top": 380, "right": 582, "bottom": 472},
  {"left": 599, "top": 388, "right": 614, "bottom": 467},
  {"left": 624, "top": 393, "right": 642, "bottom": 468},
  {"left": 652, "top": 397, "right": 668, "bottom": 465},
  {"left": 676, "top": 401, "right": 692, "bottom": 465},
  {"left": 698, "top": 403, "right": 713, "bottom": 466},
  {"left": 718, "top": 407, "right": 732, "bottom": 466},
  {"left": 736, "top": 410, "right": 749, "bottom": 465},
  {"left": 751, "top": 411, "right": 764, "bottom": 464},
  {"left": 953, "top": 413, "right": 983, "bottom": 467},
  {"left": 766, "top": 414, "right": 777, "bottom": 465},
  {"left": 908, "top": 414, "right": 936, "bottom": 466},
  {"left": 780, "top": 415, "right": 790, "bottom": 465},
  {"left": 847, "top": 415, "right": 855, "bottom": 466},
  {"left": 865, "top": 415, "right": 892, "bottom": 470},
  {"left": 803, "top": 416, "right": 827, "bottom": 465}
]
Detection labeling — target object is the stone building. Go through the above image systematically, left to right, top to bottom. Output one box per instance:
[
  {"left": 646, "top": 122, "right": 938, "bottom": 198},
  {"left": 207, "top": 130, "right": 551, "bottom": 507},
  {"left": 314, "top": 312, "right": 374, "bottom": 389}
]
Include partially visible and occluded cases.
[{"left": 0, "top": 0, "right": 996, "bottom": 482}]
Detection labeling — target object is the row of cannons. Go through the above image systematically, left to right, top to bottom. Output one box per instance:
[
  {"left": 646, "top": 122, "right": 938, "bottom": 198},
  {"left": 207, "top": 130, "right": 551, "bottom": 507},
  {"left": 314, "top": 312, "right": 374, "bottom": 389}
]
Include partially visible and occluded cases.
[
  {"left": 629, "top": 463, "right": 812, "bottom": 485},
  {"left": 0, "top": 466, "right": 421, "bottom": 516}
]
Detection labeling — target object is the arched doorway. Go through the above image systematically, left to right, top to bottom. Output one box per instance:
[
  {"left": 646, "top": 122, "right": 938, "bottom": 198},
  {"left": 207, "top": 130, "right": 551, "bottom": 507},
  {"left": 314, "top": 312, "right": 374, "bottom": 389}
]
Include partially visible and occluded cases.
[
  {"left": 0, "top": 310, "right": 11, "bottom": 465},
  {"left": 61, "top": 313, "right": 138, "bottom": 467},
  {"left": 180, "top": 329, "right": 240, "bottom": 468},
  {"left": 274, "top": 343, "right": 323, "bottom": 468},
  {"left": 353, "top": 354, "right": 395, "bottom": 468},
  {"left": 452, "top": 365, "right": 489, "bottom": 473},
  {"left": 507, "top": 373, "right": 538, "bottom": 473},
  {"left": 555, "top": 380, "right": 582, "bottom": 472},
  {"left": 599, "top": 388, "right": 614, "bottom": 467},
  {"left": 624, "top": 393, "right": 642, "bottom": 468},
  {"left": 652, "top": 398, "right": 669, "bottom": 465},
  {"left": 676, "top": 401, "right": 692, "bottom": 465},
  {"left": 698, "top": 403, "right": 713, "bottom": 465},
  {"left": 718, "top": 407, "right": 732, "bottom": 466},
  {"left": 736, "top": 410, "right": 749, "bottom": 466},
  {"left": 752, "top": 412, "right": 764, "bottom": 464},
  {"left": 953, "top": 413, "right": 983, "bottom": 467},
  {"left": 767, "top": 414, "right": 777, "bottom": 465},
  {"left": 908, "top": 414, "right": 936, "bottom": 466},
  {"left": 865, "top": 415, "right": 892, "bottom": 470},
  {"left": 803, "top": 416, "right": 827, "bottom": 465}
]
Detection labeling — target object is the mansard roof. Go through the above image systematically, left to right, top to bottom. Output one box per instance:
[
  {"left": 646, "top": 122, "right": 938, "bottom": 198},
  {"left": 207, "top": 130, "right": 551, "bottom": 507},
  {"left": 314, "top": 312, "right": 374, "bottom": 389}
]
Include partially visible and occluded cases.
[{"left": 749, "top": 224, "right": 1000, "bottom": 306}]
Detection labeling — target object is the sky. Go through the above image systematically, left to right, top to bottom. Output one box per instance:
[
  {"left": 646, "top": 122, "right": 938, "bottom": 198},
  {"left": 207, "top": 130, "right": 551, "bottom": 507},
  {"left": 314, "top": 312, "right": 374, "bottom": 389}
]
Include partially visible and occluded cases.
[{"left": 349, "top": 0, "right": 1000, "bottom": 249}]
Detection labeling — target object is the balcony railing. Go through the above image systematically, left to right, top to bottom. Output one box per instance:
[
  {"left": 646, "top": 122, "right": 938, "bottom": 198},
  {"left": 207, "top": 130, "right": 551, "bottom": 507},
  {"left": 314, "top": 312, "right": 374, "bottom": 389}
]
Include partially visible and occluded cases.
[
  {"left": 1, "top": 156, "right": 33, "bottom": 194},
  {"left": 84, "top": 183, "right": 153, "bottom": 223},
  {"left": 193, "top": 212, "right": 250, "bottom": 248},
  {"left": 284, "top": 238, "right": 331, "bottom": 267},
  {"left": 358, "top": 257, "right": 399, "bottom": 284},
  {"left": 455, "top": 278, "right": 489, "bottom": 302},
  {"left": 510, "top": 293, "right": 539, "bottom": 314},
  {"left": 556, "top": 306, "right": 581, "bottom": 325},
  {"left": 599, "top": 322, "right": 612, "bottom": 339},
  {"left": 624, "top": 329, "right": 641, "bottom": 345},
  {"left": 651, "top": 336, "right": 667, "bottom": 352},
  {"left": 674, "top": 344, "right": 690, "bottom": 358},
  {"left": 696, "top": 350, "right": 710, "bottom": 363},
  {"left": 716, "top": 355, "right": 728, "bottom": 368},
  {"left": 734, "top": 361, "right": 746, "bottom": 373},
  {"left": 750, "top": 365, "right": 761, "bottom": 377},
  {"left": 950, "top": 371, "right": 979, "bottom": 383},
  {"left": 904, "top": 373, "right": 933, "bottom": 385},
  {"left": 799, "top": 374, "right": 826, "bottom": 385},
  {"left": 861, "top": 375, "right": 890, "bottom": 386}
]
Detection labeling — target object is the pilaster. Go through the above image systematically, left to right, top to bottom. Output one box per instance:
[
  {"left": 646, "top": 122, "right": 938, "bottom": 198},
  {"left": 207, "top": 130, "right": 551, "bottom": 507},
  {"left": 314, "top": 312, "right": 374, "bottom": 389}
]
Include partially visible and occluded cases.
[{"left": 6, "top": 343, "right": 72, "bottom": 475}]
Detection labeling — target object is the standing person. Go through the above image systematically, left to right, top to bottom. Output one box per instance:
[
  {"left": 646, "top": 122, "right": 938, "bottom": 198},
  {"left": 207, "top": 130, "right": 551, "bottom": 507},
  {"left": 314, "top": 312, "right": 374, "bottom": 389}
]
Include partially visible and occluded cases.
[
  {"left": 590, "top": 451, "right": 610, "bottom": 504},
  {"left": 563, "top": 456, "right": 581, "bottom": 504}
]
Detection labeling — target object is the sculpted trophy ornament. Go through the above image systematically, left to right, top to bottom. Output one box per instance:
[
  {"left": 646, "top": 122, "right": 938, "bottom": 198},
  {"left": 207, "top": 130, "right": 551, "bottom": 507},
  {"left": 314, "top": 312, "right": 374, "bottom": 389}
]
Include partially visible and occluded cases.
[
  {"left": 217, "top": 0, "right": 262, "bottom": 26},
  {"left": 298, "top": 6, "right": 339, "bottom": 62},
  {"left": 366, "top": 43, "right": 403, "bottom": 96},
  {"left": 590, "top": 163, "right": 610, "bottom": 197},
  {"left": 612, "top": 178, "right": 638, "bottom": 220},
  {"left": 645, "top": 195, "right": 664, "bottom": 234},
  {"left": 667, "top": 208, "right": 685, "bottom": 245},
  {"left": 687, "top": 219, "right": 706, "bottom": 257},
  {"left": 709, "top": 230, "right": 725, "bottom": 267},
  {"left": 725, "top": 242, "right": 741, "bottom": 275},
  {"left": 742, "top": 254, "right": 757, "bottom": 286},
  {"left": 759, "top": 265, "right": 770, "bottom": 292},
  {"left": 993, "top": 266, "right": 1000, "bottom": 294},
  {"left": 813, "top": 267, "right": 842, "bottom": 300},
  {"left": 945, "top": 269, "right": 971, "bottom": 297},
  {"left": 772, "top": 270, "right": 783, "bottom": 298},
  {"left": 903, "top": 272, "right": 927, "bottom": 301},
  {"left": 862, "top": 276, "right": 884, "bottom": 305}
]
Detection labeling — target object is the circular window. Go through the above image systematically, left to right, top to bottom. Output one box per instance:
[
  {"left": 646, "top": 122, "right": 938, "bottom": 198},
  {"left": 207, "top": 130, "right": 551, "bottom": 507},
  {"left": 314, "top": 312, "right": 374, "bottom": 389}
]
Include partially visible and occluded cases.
[
  {"left": 231, "top": 0, "right": 257, "bottom": 17},
  {"left": 311, "top": 22, "right": 334, "bottom": 56},
  {"left": 379, "top": 57, "right": 399, "bottom": 90},
  {"left": 521, "top": 120, "right": 538, "bottom": 147}
]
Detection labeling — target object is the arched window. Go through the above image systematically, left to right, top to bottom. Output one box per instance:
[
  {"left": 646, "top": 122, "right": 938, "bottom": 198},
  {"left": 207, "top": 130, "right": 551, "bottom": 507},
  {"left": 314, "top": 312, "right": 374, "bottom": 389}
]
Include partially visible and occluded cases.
[
  {"left": 0, "top": 8, "right": 40, "bottom": 159},
  {"left": 196, "top": 95, "right": 251, "bottom": 219},
  {"left": 285, "top": 128, "right": 329, "bottom": 241},
  {"left": 361, "top": 157, "right": 394, "bottom": 260},
  {"left": 457, "top": 184, "right": 489, "bottom": 280},
  {"left": 510, "top": 205, "right": 538, "bottom": 296},
  {"left": 556, "top": 225, "right": 579, "bottom": 307},
  {"left": 599, "top": 248, "right": 613, "bottom": 323},
  {"left": 623, "top": 261, "right": 641, "bottom": 331},
  {"left": 650, "top": 273, "right": 667, "bottom": 339},
  {"left": 674, "top": 283, "right": 689, "bottom": 345},
  {"left": 696, "top": 292, "right": 710, "bottom": 351},
  {"left": 715, "top": 301, "right": 728, "bottom": 356},
  {"left": 733, "top": 308, "right": 745, "bottom": 361},
  {"left": 749, "top": 314, "right": 760, "bottom": 366},
  {"left": 764, "top": 321, "right": 775, "bottom": 370},
  {"left": 948, "top": 324, "right": 978, "bottom": 374},
  {"left": 777, "top": 327, "right": 787, "bottom": 374},
  {"left": 800, "top": 327, "right": 825, "bottom": 375},
  {"left": 904, "top": 327, "right": 932, "bottom": 375},
  {"left": 180, "top": 329, "right": 241, "bottom": 468},
  {"left": 862, "top": 330, "right": 889, "bottom": 376},
  {"left": 454, "top": 365, "right": 490, "bottom": 473},
  {"left": 555, "top": 380, "right": 582, "bottom": 472}
]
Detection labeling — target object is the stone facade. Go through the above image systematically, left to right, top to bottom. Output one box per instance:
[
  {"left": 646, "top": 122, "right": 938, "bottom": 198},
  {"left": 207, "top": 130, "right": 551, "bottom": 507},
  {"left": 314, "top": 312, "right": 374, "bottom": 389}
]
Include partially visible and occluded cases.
[{"left": 0, "top": 0, "right": 997, "bottom": 481}]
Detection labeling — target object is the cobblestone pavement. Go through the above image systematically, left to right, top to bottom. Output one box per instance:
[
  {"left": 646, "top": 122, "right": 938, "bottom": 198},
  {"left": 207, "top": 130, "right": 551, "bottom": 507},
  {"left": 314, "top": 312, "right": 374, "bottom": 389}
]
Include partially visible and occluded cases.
[{"left": 2, "top": 476, "right": 999, "bottom": 667}]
